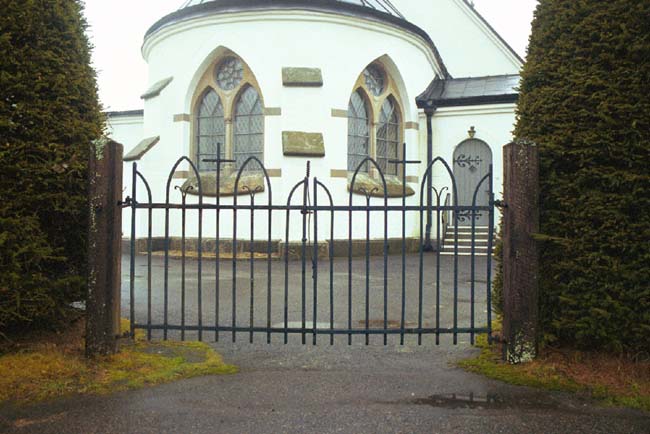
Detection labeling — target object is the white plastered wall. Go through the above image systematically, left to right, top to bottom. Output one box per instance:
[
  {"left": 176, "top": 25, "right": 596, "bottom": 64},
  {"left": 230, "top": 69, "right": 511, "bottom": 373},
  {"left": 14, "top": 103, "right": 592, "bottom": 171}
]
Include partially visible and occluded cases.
[
  {"left": 391, "top": 0, "right": 522, "bottom": 76},
  {"left": 123, "top": 10, "right": 441, "bottom": 241},
  {"left": 106, "top": 114, "right": 144, "bottom": 239}
]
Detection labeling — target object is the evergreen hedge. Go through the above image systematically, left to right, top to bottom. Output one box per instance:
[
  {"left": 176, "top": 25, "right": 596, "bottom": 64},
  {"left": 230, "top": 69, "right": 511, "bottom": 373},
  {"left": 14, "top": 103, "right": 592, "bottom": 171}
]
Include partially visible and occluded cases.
[
  {"left": 0, "top": 0, "right": 103, "bottom": 333},
  {"left": 515, "top": 0, "right": 650, "bottom": 353}
]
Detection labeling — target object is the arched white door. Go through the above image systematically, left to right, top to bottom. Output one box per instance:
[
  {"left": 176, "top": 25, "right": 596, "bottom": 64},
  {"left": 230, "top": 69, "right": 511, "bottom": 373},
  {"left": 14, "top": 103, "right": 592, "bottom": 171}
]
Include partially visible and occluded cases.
[{"left": 453, "top": 139, "right": 492, "bottom": 226}]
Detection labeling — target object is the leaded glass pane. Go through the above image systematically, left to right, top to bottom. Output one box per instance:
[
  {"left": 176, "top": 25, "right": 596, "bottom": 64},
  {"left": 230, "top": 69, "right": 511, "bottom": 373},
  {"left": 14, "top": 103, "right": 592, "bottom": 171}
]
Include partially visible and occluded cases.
[
  {"left": 215, "top": 57, "right": 244, "bottom": 91},
  {"left": 363, "top": 65, "right": 385, "bottom": 96},
  {"left": 233, "top": 86, "right": 264, "bottom": 171},
  {"left": 196, "top": 89, "right": 225, "bottom": 172},
  {"left": 347, "top": 91, "right": 370, "bottom": 172},
  {"left": 376, "top": 98, "right": 400, "bottom": 176}
]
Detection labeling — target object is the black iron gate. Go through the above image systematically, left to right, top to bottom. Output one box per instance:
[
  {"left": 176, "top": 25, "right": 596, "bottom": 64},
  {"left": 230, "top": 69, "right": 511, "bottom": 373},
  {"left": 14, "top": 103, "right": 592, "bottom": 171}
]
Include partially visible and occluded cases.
[{"left": 125, "top": 143, "right": 495, "bottom": 346}]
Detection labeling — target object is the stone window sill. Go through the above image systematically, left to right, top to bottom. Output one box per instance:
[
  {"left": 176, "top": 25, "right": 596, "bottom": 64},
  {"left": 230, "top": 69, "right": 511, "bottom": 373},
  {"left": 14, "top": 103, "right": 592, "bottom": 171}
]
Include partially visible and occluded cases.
[
  {"left": 181, "top": 171, "right": 265, "bottom": 197},
  {"left": 347, "top": 172, "right": 415, "bottom": 198}
]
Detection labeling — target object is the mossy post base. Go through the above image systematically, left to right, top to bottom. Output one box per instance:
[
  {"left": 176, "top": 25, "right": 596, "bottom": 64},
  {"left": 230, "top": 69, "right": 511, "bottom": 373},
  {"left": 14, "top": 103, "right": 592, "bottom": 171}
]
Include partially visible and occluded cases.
[
  {"left": 86, "top": 140, "right": 123, "bottom": 357},
  {"left": 502, "top": 141, "right": 540, "bottom": 364}
]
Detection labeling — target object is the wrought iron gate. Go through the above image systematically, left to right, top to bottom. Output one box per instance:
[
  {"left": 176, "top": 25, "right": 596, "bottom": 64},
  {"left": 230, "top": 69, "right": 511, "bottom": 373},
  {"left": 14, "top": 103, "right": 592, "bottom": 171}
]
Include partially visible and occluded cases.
[{"left": 125, "top": 144, "right": 495, "bottom": 346}]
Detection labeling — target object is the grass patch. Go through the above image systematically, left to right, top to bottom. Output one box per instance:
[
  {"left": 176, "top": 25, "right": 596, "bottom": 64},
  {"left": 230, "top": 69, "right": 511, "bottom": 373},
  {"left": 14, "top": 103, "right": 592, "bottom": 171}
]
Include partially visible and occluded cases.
[
  {"left": 0, "top": 319, "right": 237, "bottom": 405},
  {"left": 459, "top": 323, "right": 650, "bottom": 413}
]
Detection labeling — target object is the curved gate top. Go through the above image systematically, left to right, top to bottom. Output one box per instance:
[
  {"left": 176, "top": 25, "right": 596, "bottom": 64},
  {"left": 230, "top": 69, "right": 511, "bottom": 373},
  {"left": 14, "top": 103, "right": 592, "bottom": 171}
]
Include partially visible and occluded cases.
[{"left": 453, "top": 139, "right": 492, "bottom": 226}]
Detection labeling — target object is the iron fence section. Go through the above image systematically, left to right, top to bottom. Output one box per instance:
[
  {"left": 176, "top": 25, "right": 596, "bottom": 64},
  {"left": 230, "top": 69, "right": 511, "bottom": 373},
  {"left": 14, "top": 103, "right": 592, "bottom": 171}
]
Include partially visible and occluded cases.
[{"left": 125, "top": 143, "right": 495, "bottom": 345}]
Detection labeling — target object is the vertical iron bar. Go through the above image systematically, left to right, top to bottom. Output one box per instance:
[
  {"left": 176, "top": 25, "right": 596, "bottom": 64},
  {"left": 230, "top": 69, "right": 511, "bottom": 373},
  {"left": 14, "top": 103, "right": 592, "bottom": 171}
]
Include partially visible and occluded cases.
[
  {"left": 215, "top": 145, "right": 221, "bottom": 342},
  {"left": 400, "top": 145, "right": 406, "bottom": 346},
  {"left": 129, "top": 163, "right": 137, "bottom": 338},
  {"left": 486, "top": 165, "right": 495, "bottom": 342},
  {"left": 301, "top": 177, "right": 308, "bottom": 346},
  {"left": 312, "top": 177, "right": 319, "bottom": 346},
  {"left": 266, "top": 181, "right": 273, "bottom": 345},
  {"left": 164, "top": 185, "right": 170, "bottom": 341},
  {"left": 232, "top": 186, "right": 238, "bottom": 343},
  {"left": 198, "top": 187, "right": 203, "bottom": 342},
  {"left": 383, "top": 189, "right": 388, "bottom": 347},
  {"left": 146, "top": 190, "right": 152, "bottom": 341},
  {"left": 329, "top": 191, "right": 334, "bottom": 346},
  {"left": 181, "top": 192, "right": 186, "bottom": 341},
  {"left": 470, "top": 192, "right": 477, "bottom": 345},
  {"left": 249, "top": 193, "right": 255, "bottom": 343},
  {"left": 435, "top": 193, "right": 442, "bottom": 345},
  {"left": 365, "top": 194, "right": 370, "bottom": 346},
  {"left": 348, "top": 195, "right": 353, "bottom": 346},
  {"left": 418, "top": 195, "right": 424, "bottom": 346},
  {"left": 453, "top": 199, "right": 459, "bottom": 345},
  {"left": 284, "top": 205, "right": 291, "bottom": 345}
]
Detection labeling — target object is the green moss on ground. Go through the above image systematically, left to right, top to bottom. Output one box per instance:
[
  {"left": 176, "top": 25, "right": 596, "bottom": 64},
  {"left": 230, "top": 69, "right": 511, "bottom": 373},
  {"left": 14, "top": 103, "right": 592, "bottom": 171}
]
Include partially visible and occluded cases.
[
  {"left": 0, "top": 320, "right": 237, "bottom": 405},
  {"left": 459, "top": 332, "right": 650, "bottom": 413}
]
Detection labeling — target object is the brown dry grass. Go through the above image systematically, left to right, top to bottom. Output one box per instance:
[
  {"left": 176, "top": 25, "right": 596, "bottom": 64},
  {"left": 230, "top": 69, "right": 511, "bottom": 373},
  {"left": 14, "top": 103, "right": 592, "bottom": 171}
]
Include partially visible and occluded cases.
[
  {"left": 459, "top": 329, "right": 650, "bottom": 412},
  {"left": 533, "top": 349, "right": 650, "bottom": 400}
]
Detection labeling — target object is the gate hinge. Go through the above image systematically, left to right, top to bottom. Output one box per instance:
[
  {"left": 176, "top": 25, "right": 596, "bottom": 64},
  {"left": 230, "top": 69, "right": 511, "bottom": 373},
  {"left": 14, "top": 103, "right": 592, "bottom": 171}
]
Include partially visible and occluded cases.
[
  {"left": 119, "top": 196, "right": 135, "bottom": 208},
  {"left": 494, "top": 200, "right": 508, "bottom": 210}
]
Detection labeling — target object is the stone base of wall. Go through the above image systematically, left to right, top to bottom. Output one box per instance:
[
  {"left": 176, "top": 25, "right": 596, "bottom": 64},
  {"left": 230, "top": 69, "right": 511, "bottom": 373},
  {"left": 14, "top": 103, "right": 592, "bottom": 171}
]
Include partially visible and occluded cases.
[{"left": 122, "top": 237, "right": 422, "bottom": 259}]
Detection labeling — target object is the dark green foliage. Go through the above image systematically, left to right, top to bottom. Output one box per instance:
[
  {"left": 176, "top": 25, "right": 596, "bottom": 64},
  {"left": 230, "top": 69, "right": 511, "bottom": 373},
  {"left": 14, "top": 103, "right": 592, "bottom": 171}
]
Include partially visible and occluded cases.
[
  {"left": 0, "top": 0, "right": 103, "bottom": 333},
  {"left": 515, "top": 0, "right": 650, "bottom": 353}
]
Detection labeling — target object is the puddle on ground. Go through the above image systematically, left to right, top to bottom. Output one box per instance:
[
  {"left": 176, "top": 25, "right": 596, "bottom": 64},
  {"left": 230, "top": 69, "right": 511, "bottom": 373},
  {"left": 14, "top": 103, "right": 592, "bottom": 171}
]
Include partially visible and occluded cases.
[
  {"left": 357, "top": 319, "right": 418, "bottom": 329},
  {"left": 394, "top": 393, "right": 571, "bottom": 412},
  {"left": 412, "top": 393, "right": 507, "bottom": 409}
]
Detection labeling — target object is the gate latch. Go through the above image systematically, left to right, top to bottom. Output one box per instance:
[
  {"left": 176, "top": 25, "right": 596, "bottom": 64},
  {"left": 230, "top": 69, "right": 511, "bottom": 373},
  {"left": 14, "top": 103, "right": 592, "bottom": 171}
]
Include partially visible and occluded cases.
[{"left": 494, "top": 200, "right": 508, "bottom": 210}]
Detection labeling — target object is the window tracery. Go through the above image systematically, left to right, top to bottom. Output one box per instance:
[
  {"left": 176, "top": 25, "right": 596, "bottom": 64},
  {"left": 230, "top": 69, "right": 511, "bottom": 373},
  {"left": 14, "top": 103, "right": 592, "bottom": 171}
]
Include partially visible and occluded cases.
[
  {"left": 193, "top": 52, "right": 264, "bottom": 173},
  {"left": 347, "top": 63, "right": 403, "bottom": 178}
]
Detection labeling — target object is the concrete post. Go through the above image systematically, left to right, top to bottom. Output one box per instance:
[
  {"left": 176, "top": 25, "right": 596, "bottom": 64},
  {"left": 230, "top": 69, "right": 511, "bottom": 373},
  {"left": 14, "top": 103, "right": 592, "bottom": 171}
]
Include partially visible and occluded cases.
[
  {"left": 86, "top": 139, "right": 123, "bottom": 357},
  {"left": 502, "top": 140, "right": 540, "bottom": 363}
]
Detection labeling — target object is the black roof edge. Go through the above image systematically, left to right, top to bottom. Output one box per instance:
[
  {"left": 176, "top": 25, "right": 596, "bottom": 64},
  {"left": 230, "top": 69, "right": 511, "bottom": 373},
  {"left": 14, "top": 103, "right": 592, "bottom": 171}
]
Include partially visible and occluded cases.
[
  {"left": 144, "top": 0, "right": 451, "bottom": 79},
  {"left": 461, "top": 0, "right": 525, "bottom": 65},
  {"left": 416, "top": 74, "right": 519, "bottom": 109},
  {"left": 422, "top": 94, "right": 518, "bottom": 109},
  {"left": 106, "top": 109, "right": 145, "bottom": 118}
]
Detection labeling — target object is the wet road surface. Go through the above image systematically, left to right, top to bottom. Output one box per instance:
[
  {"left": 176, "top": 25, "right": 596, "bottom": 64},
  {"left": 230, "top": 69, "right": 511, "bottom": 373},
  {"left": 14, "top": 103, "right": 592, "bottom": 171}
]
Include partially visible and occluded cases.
[
  {"left": 1, "top": 255, "right": 648, "bottom": 433},
  {"left": 1, "top": 342, "right": 648, "bottom": 433}
]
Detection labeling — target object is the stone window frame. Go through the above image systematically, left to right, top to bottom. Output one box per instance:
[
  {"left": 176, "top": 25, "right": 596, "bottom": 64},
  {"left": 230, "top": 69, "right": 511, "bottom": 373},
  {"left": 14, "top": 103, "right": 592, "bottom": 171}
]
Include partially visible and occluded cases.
[
  {"left": 191, "top": 51, "right": 265, "bottom": 174},
  {"left": 347, "top": 62, "right": 405, "bottom": 179}
]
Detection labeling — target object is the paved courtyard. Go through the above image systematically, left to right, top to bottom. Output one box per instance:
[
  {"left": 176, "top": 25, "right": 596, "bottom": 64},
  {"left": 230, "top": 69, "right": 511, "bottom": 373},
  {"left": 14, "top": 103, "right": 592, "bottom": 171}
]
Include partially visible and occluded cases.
[{"left": 122, "top": 252, "right": 493, "bottom": 345}]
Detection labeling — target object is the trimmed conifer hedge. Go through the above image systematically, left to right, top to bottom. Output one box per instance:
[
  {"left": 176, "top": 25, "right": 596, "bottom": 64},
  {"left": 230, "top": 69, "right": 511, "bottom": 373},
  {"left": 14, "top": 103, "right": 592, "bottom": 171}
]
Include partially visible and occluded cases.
[
  {"left": 0, "top": 0, "right": 103, "bottom": 333},
  {"left": 515, "top": 1, "right": 650, "bottom": 353}
]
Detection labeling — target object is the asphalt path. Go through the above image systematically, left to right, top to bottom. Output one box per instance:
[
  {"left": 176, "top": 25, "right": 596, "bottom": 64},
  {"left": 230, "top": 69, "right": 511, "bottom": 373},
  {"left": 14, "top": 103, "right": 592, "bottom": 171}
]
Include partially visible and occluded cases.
[{"left": 1, "top": 255, "right": 648, "bottom": 433}]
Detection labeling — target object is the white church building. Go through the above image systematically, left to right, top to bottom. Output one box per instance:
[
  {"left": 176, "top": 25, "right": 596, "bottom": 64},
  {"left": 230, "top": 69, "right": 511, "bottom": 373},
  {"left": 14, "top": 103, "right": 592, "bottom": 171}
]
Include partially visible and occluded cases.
[{"left": 108, "top": 0, "right": 521, "bottom": 246}]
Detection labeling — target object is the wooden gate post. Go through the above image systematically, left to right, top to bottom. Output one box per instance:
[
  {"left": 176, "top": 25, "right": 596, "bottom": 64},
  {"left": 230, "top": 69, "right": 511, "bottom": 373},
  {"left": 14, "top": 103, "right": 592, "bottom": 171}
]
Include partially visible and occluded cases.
[
  {"left": 86, "top": 138, "right": 123, "bottom": 357},
  {"left": 502, "top": 140, "right": 540, "bottom": 364}
]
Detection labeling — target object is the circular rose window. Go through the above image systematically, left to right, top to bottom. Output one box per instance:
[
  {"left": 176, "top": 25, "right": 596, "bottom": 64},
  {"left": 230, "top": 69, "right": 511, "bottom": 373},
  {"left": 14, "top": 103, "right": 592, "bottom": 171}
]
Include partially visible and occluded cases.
[{"left": 215, "top": 57, "right": 244, "bottom": 91}]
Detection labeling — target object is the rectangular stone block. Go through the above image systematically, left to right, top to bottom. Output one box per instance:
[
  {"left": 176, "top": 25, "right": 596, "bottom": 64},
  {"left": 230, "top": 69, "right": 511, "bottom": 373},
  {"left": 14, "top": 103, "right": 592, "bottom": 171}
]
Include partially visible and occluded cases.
[
  {"left": 282, "top": 67, "right": 323, "bottom": 87},
  {"left": 283, "top": 131, "right": 325, "bottom": 157}
]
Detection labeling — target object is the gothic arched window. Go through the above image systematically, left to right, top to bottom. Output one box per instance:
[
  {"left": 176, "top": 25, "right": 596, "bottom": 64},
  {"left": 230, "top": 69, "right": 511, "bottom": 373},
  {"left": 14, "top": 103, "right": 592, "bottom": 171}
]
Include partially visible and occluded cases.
[
  {"left": 193, "top": 52, "right": 264, "bottom": 173},
  {"left": 346, "top": 63, "right": 404, "bottom": 178},
  {"left": 233, "top": 85, "right": 264, "bottom": 171},
  {"left": 196, "top": 89, "right": 225, "bottom": 172},
  {"left": 347, "top": 90, "right": 371, "bottom": 172}
]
